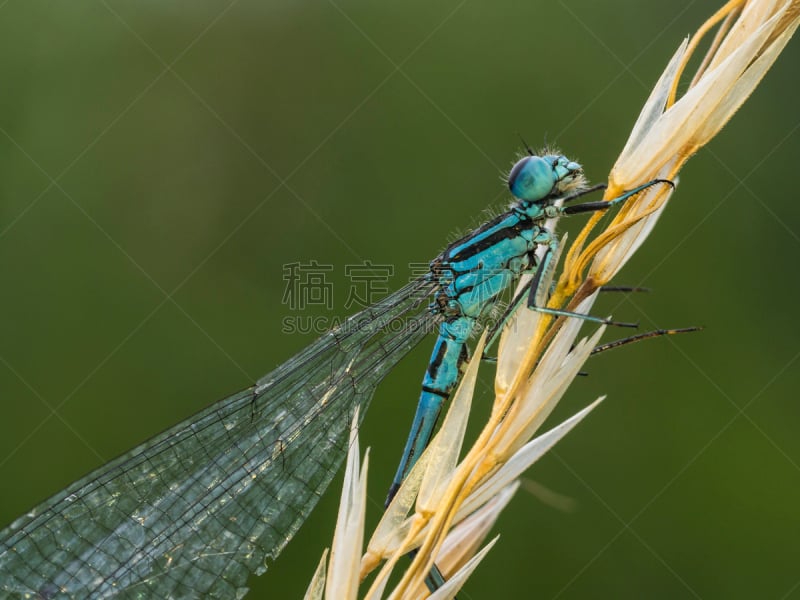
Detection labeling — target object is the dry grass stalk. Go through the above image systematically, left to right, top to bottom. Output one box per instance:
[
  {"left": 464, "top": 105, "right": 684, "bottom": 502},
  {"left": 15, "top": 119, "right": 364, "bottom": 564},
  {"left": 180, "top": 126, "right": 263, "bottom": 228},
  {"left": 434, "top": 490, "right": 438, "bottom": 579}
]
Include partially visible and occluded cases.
[{"left": 306, "top": 2, "right": 800, "bottom": 597}]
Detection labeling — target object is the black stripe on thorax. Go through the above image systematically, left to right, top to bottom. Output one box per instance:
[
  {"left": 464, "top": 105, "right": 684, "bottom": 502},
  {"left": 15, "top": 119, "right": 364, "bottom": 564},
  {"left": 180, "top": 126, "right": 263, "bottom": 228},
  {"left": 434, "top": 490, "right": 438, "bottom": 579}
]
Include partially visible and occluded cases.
[{"left": 445, "top": 213, "right": 534, "bottom": 263}]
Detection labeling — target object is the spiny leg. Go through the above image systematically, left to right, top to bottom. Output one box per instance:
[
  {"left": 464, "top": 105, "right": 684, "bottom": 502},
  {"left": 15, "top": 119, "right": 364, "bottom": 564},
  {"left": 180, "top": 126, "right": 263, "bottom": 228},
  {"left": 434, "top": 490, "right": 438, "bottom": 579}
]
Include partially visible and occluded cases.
[
  {"left": 562, "top": 178, "right": 673, "bottom": 216},
  {"left": 519, "top": 179, "right": 674, "bottom": 327},
  {"left": 524, "top": 240, "right": 638, "bottom": 327},
  {"left": 481, "top": 255, "right": 642, "bottom": 362},
  {"left": 577, "top": 326, "right": 702, "bottom": 376},
  {"left": 590, "top": 326, "right": 702, "bottom": 356}
]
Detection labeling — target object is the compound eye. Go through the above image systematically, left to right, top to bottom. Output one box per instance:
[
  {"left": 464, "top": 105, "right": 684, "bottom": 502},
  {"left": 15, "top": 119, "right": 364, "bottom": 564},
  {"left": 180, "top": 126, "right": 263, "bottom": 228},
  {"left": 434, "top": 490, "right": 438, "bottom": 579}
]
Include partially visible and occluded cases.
[{"left": 508, "top": 156, "right": 557, "bottom": 202}]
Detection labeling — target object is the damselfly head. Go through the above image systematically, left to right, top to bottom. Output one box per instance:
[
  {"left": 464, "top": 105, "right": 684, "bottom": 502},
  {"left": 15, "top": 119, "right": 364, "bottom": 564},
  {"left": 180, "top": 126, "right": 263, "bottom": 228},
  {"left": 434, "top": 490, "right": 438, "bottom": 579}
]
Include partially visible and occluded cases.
[{"left": 508, "top": 154, "right": 584, "bottom": 203}]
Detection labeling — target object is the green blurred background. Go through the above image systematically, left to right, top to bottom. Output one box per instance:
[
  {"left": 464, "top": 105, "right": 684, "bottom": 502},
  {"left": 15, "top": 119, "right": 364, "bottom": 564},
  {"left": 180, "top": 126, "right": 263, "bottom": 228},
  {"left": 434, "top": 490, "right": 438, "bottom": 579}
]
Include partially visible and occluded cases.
[{"left": 1, "top": 1, "right": 799, "bottom": 598}]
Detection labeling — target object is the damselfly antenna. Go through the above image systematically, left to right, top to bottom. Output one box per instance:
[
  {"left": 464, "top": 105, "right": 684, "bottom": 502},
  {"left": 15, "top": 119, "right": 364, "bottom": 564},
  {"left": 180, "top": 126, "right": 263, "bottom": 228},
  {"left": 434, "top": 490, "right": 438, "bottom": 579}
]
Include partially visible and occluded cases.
[{"left": 517, "top": 132, "right": 535, "bottom": 155}]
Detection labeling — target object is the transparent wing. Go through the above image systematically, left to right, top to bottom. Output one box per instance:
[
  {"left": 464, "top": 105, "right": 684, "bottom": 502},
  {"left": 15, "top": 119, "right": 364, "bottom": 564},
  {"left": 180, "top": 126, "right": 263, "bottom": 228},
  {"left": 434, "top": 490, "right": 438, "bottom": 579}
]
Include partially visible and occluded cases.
[{"left": 0, "top": 278, "right": 438, "bottom": 599}]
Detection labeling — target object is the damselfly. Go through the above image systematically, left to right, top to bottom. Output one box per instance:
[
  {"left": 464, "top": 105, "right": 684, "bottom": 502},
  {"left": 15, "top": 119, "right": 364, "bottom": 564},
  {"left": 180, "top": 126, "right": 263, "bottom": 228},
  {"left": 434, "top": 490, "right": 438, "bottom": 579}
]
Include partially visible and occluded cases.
[
  {"left": 0, "top": 151, "right": 668, "bottom": 598},
  {"left": 385, "top": 154, "right": 668, "bottom": 505}
]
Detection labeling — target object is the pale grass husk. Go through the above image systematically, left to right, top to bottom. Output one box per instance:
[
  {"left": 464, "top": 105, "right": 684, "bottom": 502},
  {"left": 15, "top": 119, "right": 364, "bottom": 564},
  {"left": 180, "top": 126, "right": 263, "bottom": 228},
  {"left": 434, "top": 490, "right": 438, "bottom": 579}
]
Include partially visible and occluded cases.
[{"left": 306, "top": 2, "right": 800, "bottom": 597}]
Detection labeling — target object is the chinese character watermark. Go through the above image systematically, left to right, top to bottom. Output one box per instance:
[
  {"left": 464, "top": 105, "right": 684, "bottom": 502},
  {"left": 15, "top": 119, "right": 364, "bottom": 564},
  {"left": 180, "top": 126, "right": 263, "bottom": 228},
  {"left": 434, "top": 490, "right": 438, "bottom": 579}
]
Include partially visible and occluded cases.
[
  {"left": 281, "top": 261, "right": 334, "bottom": 311},
  {"left": 344, "top": 261, "right": 394, "bottom": 309}
]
